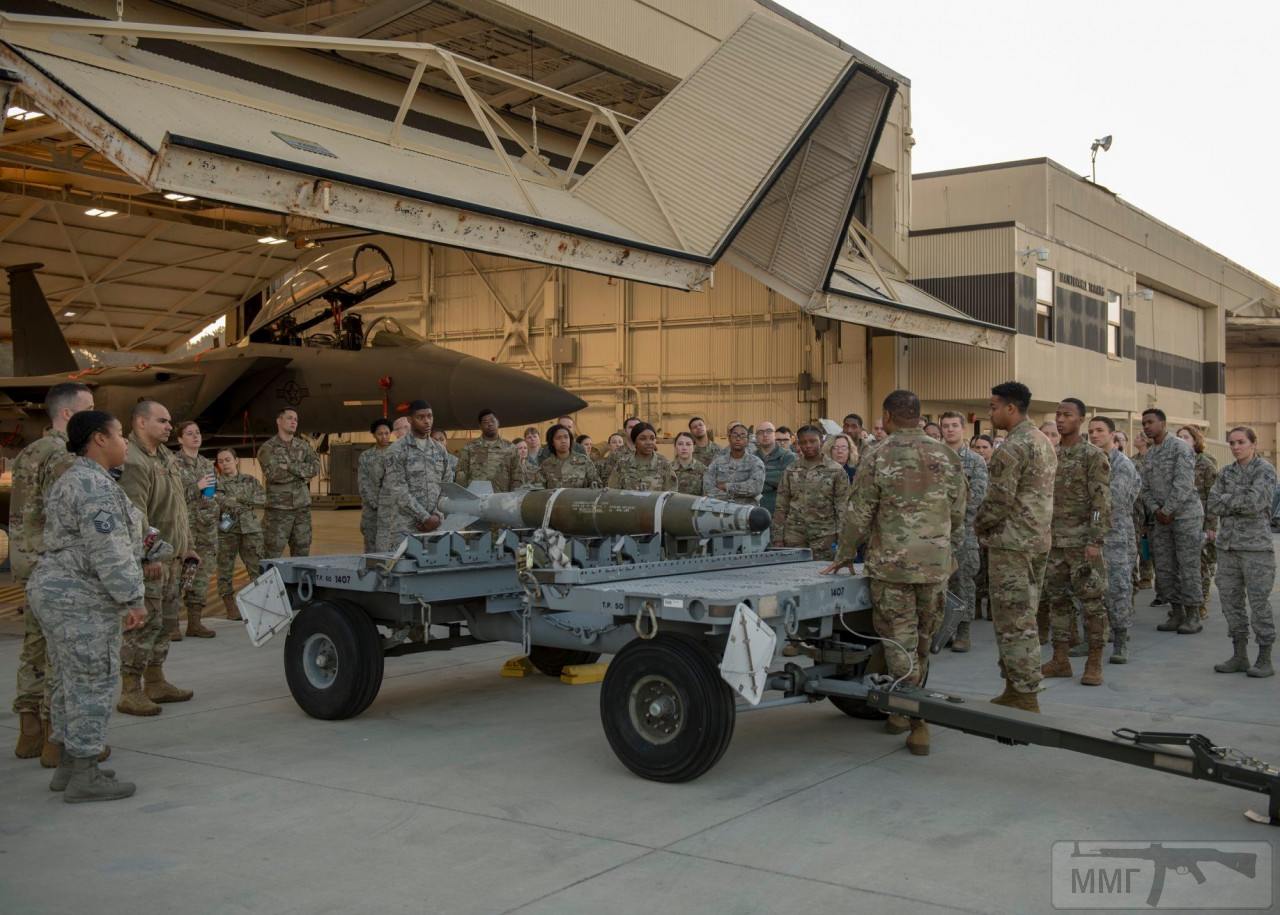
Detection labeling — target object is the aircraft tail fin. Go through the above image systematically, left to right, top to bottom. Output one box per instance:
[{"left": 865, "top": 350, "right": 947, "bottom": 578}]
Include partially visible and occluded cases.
[{"left": 5, "top": 263, "right": 78, "bottom": 376}]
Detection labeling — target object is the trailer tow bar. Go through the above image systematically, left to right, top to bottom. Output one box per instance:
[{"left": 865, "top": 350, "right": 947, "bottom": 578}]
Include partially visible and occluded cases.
[{"left": 808, "top": 675, "right": 1280, "bottom": 825}]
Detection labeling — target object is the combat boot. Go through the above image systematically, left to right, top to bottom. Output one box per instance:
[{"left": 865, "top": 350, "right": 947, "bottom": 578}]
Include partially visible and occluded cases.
[
  {"left": 222, "top": 593, "right": 242, "bottom": 621},
  {"left": 1151, "top": 596, "right": 1166, "bottom": 606},
  {"left": 1198, "top": 604, "right": 1209, "bottom": 620},
  {"left": 1156, "top": 605, "right": 1184, "bottom": 631},
  {"left": 185, "top": 607, "right": 216, "bottom": 639},
  {"left": 1177, "top": 607, "right": 1203, "bottom": 635},
  {"left": 1080, "top": 618, "right": 1104, "bottom": 686},
  {"left": 168, "top": 621, "right": 183, "bottom": 642},
  {"left": 950, "top": 621, "right": 971, "bottom": 653},
  {"left": 1109, "top": 629, "right": 1129, "bottom": 664},
  {"left": 1214, "top": 637, "right": 1250, "bottom": 673},
  {"left": 1069, "top": 640, "right": 1089, "bottom": 658},
  {"left": 1041, "top": 641, "right": 1073, "bottom": 678},
  {"left": 1247, "top": 644, "right": 1274, "bottom": 679},
  {"left": 144, "top": 665, "right": 193, "bottom": 703},
  {"left": 117, "top": 672, "right": 162, "bottom": 716},
  {"left": 991, "top": 686, "right": 1040, "bottom": 713},
  {"left": 14, "top": 711, "right": 42, "bottom": 758},
  {"left": 885, "top": 714, "right": 911, "bottom": 735},
  {"left": 905, "top": 719, "right": 930, "bottom": 756},
  {"left": 40, "top": 731, "right": 61, "bottom": 768},
  {"left": 50, "top": 755, "right": 114, "bottom": 791},
  {"left": 63, "top": 756, "right": 135, "bottom": 804}
]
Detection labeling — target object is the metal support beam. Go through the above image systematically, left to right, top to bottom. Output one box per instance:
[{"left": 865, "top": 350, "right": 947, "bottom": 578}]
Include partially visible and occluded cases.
[{"left": 48, "top": 204, "right": 121, "bottom": 348}]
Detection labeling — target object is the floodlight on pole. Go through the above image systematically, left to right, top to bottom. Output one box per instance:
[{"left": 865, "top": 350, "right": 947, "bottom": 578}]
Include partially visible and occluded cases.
[{"left": 1090, "top": 135, "right": 1112, "bottom": 183}]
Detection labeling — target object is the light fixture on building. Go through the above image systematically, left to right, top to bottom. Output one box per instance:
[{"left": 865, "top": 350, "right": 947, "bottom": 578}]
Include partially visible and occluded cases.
[
  {"left": 5, "top": 105, "right": 44, "bottom": 121},
  {"left": 1090, "top": 134, "right": 1112, "bottom": 183},
  {"left": 163, "top": 192, "right": 196, "bottom": 202},
  {"left": 84, "top": 206, "right": 120, "bottom": 218},
  {"left": 257, "top": 235, "right": 288, "bottom": 245},
  {"left": 1018, "top": 246, "right": 1049, "bottom": 262},
  {"left": 1132, "top": 287, "right": 1154, "bottom": 301},
  {"left": 63, "top": 310, "right": 77, "bottom": 318}
]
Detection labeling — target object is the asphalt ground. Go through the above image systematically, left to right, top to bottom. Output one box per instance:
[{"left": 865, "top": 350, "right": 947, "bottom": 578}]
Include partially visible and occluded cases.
[{"left": 1, "top": 513, "right": 1277, "bottom": 914}]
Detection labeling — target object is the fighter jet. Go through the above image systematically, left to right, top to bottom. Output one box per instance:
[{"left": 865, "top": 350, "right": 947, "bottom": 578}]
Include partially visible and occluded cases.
[{"left": 0, "top": 251, "right": 586, "bottom": 451}]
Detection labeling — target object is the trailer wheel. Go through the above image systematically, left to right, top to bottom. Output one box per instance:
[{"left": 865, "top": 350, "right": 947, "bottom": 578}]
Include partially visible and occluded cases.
[
  {"left": 284, "top": 600, "right": 385, "bottom": 720},
  {"left": 600, "top": 633, "right": 735, "bottom": 782},
  {"left": 528, "top": 645, "right": 601, "bottom": 678}
]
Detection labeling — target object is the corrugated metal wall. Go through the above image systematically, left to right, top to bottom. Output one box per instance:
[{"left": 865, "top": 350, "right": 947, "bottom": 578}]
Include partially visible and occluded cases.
[
  {"left": 910, "top": 225, "right": 1014, "bottom": 278},
  {"left": 1226, "top": 350, "right": 1280, "bottom": 460}
]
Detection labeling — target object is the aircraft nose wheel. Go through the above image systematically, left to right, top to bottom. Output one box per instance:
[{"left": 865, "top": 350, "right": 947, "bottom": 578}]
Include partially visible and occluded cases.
[{"left": 600, "top": 633, "right": 735, "bottom": 782}]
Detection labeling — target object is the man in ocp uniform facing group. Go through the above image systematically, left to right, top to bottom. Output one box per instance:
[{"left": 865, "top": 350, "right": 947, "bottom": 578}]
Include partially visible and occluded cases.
[{"left": 823, "top": 389, "right": 965, "bottom": 757}]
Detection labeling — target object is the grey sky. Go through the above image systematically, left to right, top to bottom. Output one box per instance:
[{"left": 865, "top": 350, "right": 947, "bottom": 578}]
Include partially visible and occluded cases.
[{"left": 782, "top": 0, "right": 1279, "bottom": 285}]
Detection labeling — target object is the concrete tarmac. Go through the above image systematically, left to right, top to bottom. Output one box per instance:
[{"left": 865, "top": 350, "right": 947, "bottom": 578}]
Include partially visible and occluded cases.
[{"left": 2, "top": 515, "right": 1277, "bottom": 913}]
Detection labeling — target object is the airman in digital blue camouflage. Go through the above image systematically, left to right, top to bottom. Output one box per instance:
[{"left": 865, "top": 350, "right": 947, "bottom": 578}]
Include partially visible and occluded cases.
[
  {"left": 9, "top": 381, "right": 93, "bottom": 762},
  {"left": 975, "top": 381, "right": 1056, "bottom": 713},
  {"left": 823, "top": 391, "right": 965, "bottom": 757},
  {"left": 1039, "top": 398, "right": 1111, "bottom": 686},
  {"left": 377, "top": 400, "right": 446, "bottom": 550},
  {"left": 257, "top": 407, "right": 320, "bottom": 559},
  {"left": 1140, "top": 408, "right": 1205, "bottom": 634},
  {"left": 27, "top": 410, "right": 148, "bottom": 802},
  {"left": 456, "top": 410, "right": 523, "bottom": 492},
  {"left": 940, "top": 411, "right": 987, "bottom": 652},
  {"left": 1088, "top": 416, "right": 1140, "bottom": 663},
  {"left": 358, "top": 418, "right": 393, "bottom": 553},
  {"left": 607, "top": 422, "right": 676, "bottom": 491},
  {"left": 703, "top": 423, "right": 765, "bottom": 505},
  {"left": 1177, "top": 424, "right": 1218, "bottom": 621},
  {"left": 772, "top": 425, "right": 848, "bottom": 561},
  {"left": 1209, "top": 426, "right": 1277, "bottom": 678},
  {"left": 432, "top": 429, "right": 458, "bottom": 482}
]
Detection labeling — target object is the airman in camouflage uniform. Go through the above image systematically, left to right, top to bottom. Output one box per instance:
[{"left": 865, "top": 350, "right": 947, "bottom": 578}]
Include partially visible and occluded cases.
[
  {"left": 9, "top": 381, "right": 93, "bottom": 760},
  {"left": 975, "top": 382, "right": 1056, "bottom": 711},
  {"left": 824, "top": 392, "right": 965, "bottom": 756},
  {"left": 1040, "top": 399, "right": 1111, "bottom": 685},
  {"left": 118, "top": 401, "right": 194, "bottom": 716},
  {"left": 377, "top": 402, "right": 447, "bottom": 550},
  {"left": 257, "top": 408, "right": 320, "bottom": 558},
  {"left": 1140, "top": 409, "right": 1205, "bottom": 634},
  {"left": 456, "top": 410, "right": 523, "bottom": 492},
  {"left": 940, "top": 412, "right": 988, "bottom": 652},
  {"left": 688, "top": 417, "right": 721, "bottom": 469},
  {"left": 1089, "top": 417, "right": 1140, "bottom": 663},
  {"left": 357, "top": 419, "right": 393, "bottom": 553},
  {"left": 703, "top": 423, "right": 765, "bottom": 505},
  {"left": 173, "top": 426, "right": 218, "bottom": 638},
  {"left": 771, "top": 426, "right": 849, "bottom": 561},
  {"left": 28, "top": 431, "right": 148, "bottom": 802},
  {"left": 1208, "top": 431, "right": 1276, "bottom": 677},
  {"left": 1131, "top": 439, "right": 1155, "bottom": 590},
  {"left": 1189, "top": 442, "right": 1219, "bottom": 619},
  {"left": 213, "top": 449, "right": 265, "bottom": 619},
  {"left": 537, "top": 451, "right": 601, "bottom": 489},
  {"left": 607, "top": 452, "right": 676, "bottom": 491},
  {"left": 672, "top": 458, "right": 706, "bottom": 496}
]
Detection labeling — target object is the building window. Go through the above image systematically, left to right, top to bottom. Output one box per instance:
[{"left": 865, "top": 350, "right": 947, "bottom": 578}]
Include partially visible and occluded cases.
[
  {"left": 1035, "top": 266, "right": 1054, "bottom": 341},
  {"left": 1107, "top": 292, "right": 1121, "bottom": 356}
]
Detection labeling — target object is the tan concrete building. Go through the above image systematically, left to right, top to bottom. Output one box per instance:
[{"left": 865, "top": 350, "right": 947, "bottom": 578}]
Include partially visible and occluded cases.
[{"left": 908, "top": 158, "right": 1280, "bottom": 450}]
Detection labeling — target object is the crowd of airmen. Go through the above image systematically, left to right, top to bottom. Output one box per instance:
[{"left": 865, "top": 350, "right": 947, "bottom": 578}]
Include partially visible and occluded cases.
[{"left": 9, "top": 376, "right": 1278, "bottom": 796}]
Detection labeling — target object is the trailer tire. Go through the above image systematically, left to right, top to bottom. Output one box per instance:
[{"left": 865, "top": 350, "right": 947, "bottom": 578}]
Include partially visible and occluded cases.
[
  {"left": 284, "top": 600, "right": 385, "bottom": 720},
  {"left": 600, "top": 633, "right": 735, "bottom": 782},
  {"left": 528, "top": 646, "right": 601, "bottom": 678}
]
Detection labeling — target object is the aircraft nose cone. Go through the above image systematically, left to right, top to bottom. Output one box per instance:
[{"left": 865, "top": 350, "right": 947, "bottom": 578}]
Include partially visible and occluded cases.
[
  {"left": 443, "top": 356, "right": 586, "bottom": 429},
  {"left": 747, "top": 506, "right": 772, "bottom": 532}
]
